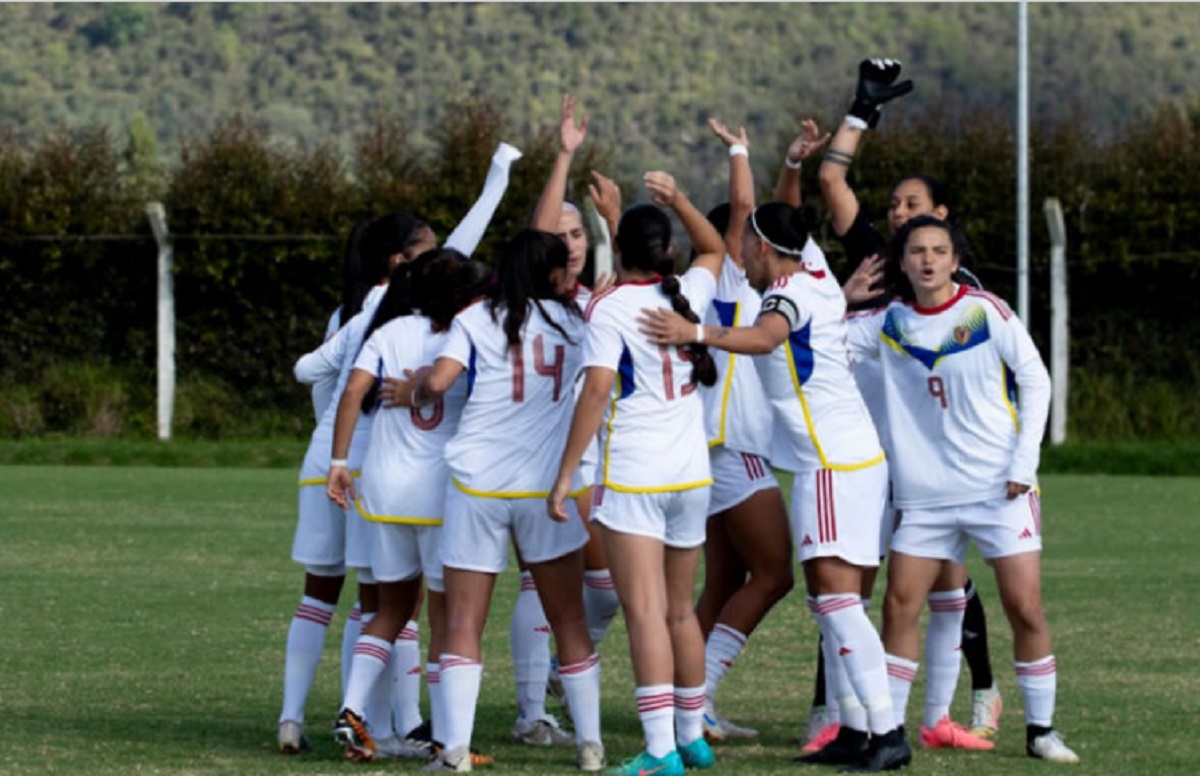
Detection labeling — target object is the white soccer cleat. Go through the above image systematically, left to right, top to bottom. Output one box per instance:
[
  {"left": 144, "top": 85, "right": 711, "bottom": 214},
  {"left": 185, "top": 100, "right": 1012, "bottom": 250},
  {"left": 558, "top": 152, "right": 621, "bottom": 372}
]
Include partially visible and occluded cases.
[
  {"left": 970, "top": 684, "right": 1003, "bottom": 739},
  {"left": 702, "top": 704, "right": 758, "bottom": 742},
  {"left": 512, "top": 715, "right": 575, "bottom": 747},
  {"left": 277, "top": 719, "right": 311, "bottom": 754},
  {"left": 1028, "top": 729, "right": 1079, "bottom": 763},
  {"left": 576, "top": 740, "right": 607, "bottom": 772},
  {"left": 422, "top": 744, "right": 474, "bottom": 772}
]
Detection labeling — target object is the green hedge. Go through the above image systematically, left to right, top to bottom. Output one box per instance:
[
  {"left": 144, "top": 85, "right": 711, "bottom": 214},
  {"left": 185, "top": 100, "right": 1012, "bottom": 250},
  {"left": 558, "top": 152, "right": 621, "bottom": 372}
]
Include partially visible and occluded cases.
[{"left": 0, "top": 97, "right": 1197, "bottom": 440}]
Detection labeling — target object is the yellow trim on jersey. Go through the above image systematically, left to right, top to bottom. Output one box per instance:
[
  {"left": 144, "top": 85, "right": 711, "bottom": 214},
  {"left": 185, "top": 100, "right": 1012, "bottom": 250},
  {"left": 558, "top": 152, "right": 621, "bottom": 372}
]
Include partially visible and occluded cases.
[
  {"left": 708, "top": 301, "right": 741, "bottom": 449},
  {"left": 785, "top": 344, "right": 886, "bottom": 473},
  {"left": 1001, "top": 363, "right": 1021, "bottom": 432},
  {"left": 603, "top": 373, "right": 714, "bottom": 492},
  {"left": 298, "top": 470, "right": 361, "bottom": 487},
  {"left": 451, "top": 477, "right": 586, "bottom": 500},
  {"left": 601, "top": 477, "right": 715, "bottom": 494},
  {"left": 354, "top": 497, "right": 443, "bottom": 526}
]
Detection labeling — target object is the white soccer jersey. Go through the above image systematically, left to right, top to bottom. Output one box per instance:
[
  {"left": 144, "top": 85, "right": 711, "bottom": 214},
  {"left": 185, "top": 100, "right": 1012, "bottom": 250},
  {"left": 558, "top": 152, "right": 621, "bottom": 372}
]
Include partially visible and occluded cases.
[
  {"left": 702, "top": 258, "right": 771, "bottom": 458},
  {"left": 584, "top": 267, "right": 718, "bottom": 492},
  {"left": 753, "top": 269, "right": 885, "bottom": 474},
  {"left": 571, "top": 283, "right": 601, "bottom": 480},
  {"left": 305, "top": 285, "right": 388, "bottom": 427},
  {"left": 846, "top": 285, "right": 1052, "bottom": 508},
  {"left": 440, "top": 297, "right": 586, "bottom": 497},
  {"left": 847, "top": 309, "right": 892, "bottom": 456},
  {"left": 352, "top": 315, "right": 467, "bottom": 524}
]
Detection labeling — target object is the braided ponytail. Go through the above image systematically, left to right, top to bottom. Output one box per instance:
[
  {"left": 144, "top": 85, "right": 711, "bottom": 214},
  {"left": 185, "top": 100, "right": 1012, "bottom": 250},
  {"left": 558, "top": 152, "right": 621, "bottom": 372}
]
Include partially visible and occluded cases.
[{"left": 660, "top": 275, "right": 717, "bottom": 388}]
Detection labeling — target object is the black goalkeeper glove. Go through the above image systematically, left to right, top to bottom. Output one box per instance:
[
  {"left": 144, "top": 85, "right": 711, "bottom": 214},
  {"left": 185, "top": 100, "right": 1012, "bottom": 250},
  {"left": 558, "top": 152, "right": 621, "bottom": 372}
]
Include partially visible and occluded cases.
[{"left": 848, "top": 58, "right": 914, "bottom": 130}]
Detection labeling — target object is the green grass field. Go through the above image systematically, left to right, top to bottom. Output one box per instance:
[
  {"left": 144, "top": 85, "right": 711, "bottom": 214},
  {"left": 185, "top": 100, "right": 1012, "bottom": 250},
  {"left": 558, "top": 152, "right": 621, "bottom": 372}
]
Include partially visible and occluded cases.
[{"left": 1, "top": 466, "right": 1197, "bottom": 775}]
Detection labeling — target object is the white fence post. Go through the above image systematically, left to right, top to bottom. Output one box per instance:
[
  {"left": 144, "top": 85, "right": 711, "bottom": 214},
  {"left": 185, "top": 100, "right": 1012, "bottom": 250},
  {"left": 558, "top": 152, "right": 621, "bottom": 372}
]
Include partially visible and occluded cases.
[
  {"left": 1044, "top": 197, "right": 1068, "bottom": 445},
  {"left": 146, "top": 203, "right": 174, "bottom": 441}
]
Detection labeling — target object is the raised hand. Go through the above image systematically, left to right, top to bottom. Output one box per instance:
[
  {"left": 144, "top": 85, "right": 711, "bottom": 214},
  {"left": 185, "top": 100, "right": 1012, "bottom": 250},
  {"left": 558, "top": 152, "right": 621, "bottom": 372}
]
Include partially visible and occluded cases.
[
  {"left": 849, "top": 57, "right": 914, "bottom": 129},
  {"left": 559, "top": 93, "right": 589, "bottom": 155},
  {"left": 708, "top": 117, "right": 749, "bottom": 149},
  {"left": 787, "top": 118, "right": 831, "bottom": 164},
  {"left": 588, "top": 171, "right": 622, "bottom": 226},
  {"left": 644, "top": 171, "right": 678, "bottom": 208},
  {"left": 843, "top": 254, "right": 886, "bottom": 305}
]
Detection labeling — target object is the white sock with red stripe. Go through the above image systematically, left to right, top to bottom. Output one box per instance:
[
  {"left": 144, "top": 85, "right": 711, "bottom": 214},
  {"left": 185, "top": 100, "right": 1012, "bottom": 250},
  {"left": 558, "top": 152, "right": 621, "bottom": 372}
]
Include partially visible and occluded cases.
[
  {"left": 583, "top": 570, "right": 620, "bottom": 645},
  {"left": 510, "top": 571, "right": 551, "bottom": 724},
  {"left": 924, "top": 589, "right": 966, "bottom": 727},
  {"left": 815, "top": 594, "right": 895, "bottom": 736},
  {"left": 280, "top": 596, "right": 337, "bottom": 723},
  {"left": 340, "top": 602, "right": 362, "bottom": 699},
  {"left": 815, "top": 607, "right": 866, "bottom": 732},
  {"left": 358, "top": 614, "right": 394, "bottom": 735},
  {"left": 393, "top": 620, "right": 423, "bottom": 736},
  {"left": 704, "top": 623, "right": 747, "bottom": 706},
  {"left": 343, "top": 634, "right": 393, "bottom": 719},
  {"left": 439, "top": 654, "right": 483, "bottom": 753},
  {"left": 559, "top": 654, "right": 602, "bottom": 744},
  {"left": 886, "top": 654, "right": 919, "bottom": 729},
  {"left": 1015, "top": 654, "right": 1056, "bottom": 726},
  {"left": 426, "top": 662, "right": 443, "bottom": 744},
  {"left": 636, "top": 684, "right": 676, "bottom": 758},
  {"left": 674, "top": 685, "right": 706, "bottom": 747}
]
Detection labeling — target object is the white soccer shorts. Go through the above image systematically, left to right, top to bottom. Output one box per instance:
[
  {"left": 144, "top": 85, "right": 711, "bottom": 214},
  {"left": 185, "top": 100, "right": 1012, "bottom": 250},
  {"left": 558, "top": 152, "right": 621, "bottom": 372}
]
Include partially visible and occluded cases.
[
  {"left": 707, "top": 445, "right": 779, "bottom": 517},
  {"left": 791, "top": 462, "right": 889, "bottom": 568},
  {"left": 590, "top": 484, "right": 712, "bottom": 549},
  {"left": 440, "top": 485, "right": 589, "bottom": 574},
  {"left": 891, "top": 491, "right": 1044, "bottom": 563}
]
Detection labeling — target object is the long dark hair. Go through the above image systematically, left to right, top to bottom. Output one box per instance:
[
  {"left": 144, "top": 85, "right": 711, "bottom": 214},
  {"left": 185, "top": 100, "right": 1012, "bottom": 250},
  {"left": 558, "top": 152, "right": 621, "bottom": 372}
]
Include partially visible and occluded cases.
[
  {"left": 617, "top": 204, "right": 717, "bottom": 388},
  {"left": 338, "top": 212, "right": 430, "bottom": 330},
  {"left": 885, "top": 214, "right": 971, "bottom": 303},
  {"left": 488, "top": 228, "right": 581, "bottom": 347},
  {"left": 357, "top": 249, "right": 491, "bottom": 413}
]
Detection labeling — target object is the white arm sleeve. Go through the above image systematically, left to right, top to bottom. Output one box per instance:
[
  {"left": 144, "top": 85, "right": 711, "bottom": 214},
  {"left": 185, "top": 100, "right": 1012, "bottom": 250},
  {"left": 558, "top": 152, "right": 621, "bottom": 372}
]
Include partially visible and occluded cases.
[
  {"left": 442, "top": 142, "right": 524, "bottom": 257},
  {"left": 845, "top": 309, "right": 885, "bottom": 363},
  {"left": 996, "top": 313, "right": 1052, "bottom": 486},
  {"left": 294, "top": 324, "right": 349, "bottom": 384}
]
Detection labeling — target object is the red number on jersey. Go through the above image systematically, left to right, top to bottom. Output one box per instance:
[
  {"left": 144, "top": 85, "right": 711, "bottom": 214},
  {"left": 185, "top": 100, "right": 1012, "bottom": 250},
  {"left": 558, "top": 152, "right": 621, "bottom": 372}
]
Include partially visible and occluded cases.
[
  {"left": 511, "top": 335, "right": 565, "bottom": 402},
  {"left": 659, "top": 345, "right": 698, "bottom": 400},
  {"left": 927, "top": 375, "right": 948, "bottom": 409},
  {"left": 410, "top": 400, "right": 445, "bottom": 430}
]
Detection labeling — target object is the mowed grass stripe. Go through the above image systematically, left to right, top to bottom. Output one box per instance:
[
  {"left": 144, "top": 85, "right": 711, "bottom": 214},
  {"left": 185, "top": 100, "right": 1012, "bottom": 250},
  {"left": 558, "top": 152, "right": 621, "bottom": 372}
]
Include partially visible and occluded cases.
[{"left": 0, "top": 467, "right": 1196, "bottom": 774}]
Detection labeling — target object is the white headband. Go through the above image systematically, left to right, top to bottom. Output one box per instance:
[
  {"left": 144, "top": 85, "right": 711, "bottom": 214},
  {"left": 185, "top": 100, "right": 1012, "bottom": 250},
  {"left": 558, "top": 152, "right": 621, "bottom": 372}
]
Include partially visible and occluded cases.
[{"left": 750, "top": 209, "right": 805, "bottom": 257}]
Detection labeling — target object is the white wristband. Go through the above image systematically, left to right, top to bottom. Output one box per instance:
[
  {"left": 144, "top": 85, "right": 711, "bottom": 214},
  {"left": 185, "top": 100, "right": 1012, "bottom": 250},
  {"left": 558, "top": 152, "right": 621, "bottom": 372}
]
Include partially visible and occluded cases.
[
  {"left": 844, "top": 114, "right": 869, "bottom": 131},
  {"left": 728, "top": 144, "right": 748, "bottom": 158},
  {"left": 785, "top": 156, "right": 802, "bottom": 170},
  {"left": 695, "top": 324, "right": 705, "bottom": 344},
  {"left": 330, "top": 458, "right": 348, "bottom": 468}
]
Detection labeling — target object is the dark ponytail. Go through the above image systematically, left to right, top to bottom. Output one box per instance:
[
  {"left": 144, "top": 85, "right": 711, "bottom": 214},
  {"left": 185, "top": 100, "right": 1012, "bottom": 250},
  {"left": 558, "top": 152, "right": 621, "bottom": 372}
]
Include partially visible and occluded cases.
[
  {"left": 337, "top": 219, "right": 375, "bottom": 330},
  {"left": 488, "top": 229, "right": 580, "bottom": 348},
  {"left": 356, "top": 255, "right": 429, "bottom": 414},
  {"left": 660, "top": 275, "right": 718, "bottom": 388}
]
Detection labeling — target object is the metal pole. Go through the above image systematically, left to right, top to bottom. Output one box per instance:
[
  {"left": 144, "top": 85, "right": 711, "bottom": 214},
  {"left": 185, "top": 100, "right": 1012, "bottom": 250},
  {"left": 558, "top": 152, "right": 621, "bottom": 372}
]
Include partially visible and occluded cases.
[
  {"left": 1017, "top": 1, "right": 1031, "bottom": 325},
  {"left": 1044, "top": 197, "right": 1068, "bottom": 445},
  {"left": 146, "top": 202, "right": 174, "bottom": 441}
]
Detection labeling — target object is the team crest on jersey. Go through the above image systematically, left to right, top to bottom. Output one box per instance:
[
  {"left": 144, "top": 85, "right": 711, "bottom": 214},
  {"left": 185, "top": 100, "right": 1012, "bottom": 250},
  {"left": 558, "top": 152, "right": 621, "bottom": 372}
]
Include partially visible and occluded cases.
[{"left": 953, "top": 325, "right": 971, "bottom": 345}]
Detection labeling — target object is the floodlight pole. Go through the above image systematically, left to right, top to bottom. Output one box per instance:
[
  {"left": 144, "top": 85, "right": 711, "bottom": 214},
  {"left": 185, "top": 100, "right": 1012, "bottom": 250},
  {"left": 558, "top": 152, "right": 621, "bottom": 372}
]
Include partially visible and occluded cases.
[
  {"left": 1017, "top": 1, "right": 1031, "bottom": 326},
  {"left": 1045, "top": 197, "right": 1068, "bottom": 445},
  {"left": 146, "top": 203, "right": 174, "bottom": 441}
]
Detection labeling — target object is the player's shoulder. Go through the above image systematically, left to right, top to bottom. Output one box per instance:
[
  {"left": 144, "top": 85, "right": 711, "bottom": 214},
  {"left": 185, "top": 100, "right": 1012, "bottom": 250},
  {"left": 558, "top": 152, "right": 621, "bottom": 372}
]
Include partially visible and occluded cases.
[
  {"left": 584, "top": 283, "right": 624, "bottom": 322},
  {"left": 963, "top": 288, "right": 1014, "bottom": 321}
]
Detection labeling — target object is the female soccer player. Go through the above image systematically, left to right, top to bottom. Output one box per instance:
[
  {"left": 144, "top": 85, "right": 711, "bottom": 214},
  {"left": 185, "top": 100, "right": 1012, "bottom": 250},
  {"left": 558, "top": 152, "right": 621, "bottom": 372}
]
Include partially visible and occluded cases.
[
  {"left": 812, "top": 56, "right": 1002, "bottom": 748},
  {"left": 501, "top": 95, "right": 621, "bottom": 748},
  {"left": 693, "top": 119, "right": 804, "bottom": 742},
  {"left": 281, "top": 140, "right": 524, "bottom": 755},
  {"left": 637, "top": 144, "right": 909, "bottom": 772},
  {"left": 548, "top": 172, "right": 725, "bottom": 776},
  {"left": 281, "top": 212, "right": 430, "bottom": 755},
  {"left": 844, "top": 215, "right": 1078, "bottom": 764},
  {"left": 382, "top": 229, "right": 604, "bottom": 773},
  {"left": 326, "top": 251, "right": 491, "bottom": 762}
]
